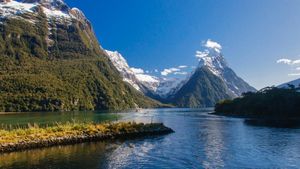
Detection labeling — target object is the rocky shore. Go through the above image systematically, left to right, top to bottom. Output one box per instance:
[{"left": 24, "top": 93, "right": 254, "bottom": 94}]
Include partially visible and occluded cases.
[{"left": 0, "top": 122, "right": 174, "bottom": 153}]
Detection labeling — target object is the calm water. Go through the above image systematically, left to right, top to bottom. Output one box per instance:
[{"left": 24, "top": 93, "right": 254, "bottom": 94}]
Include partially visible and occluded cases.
[{"left": 0, "top": 108, "right": 300, "bottom": 169}]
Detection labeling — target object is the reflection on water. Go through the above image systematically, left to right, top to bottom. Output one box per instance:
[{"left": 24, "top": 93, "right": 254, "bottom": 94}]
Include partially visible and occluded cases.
[
  {"left": 0, "top": 108, "right": 300, "bottom": 168},
  {"left": 0, "top": 111, "right": 120, "bottom": 128},
  {"left": 201, "top": 119, "right": 226, "bottom": 168},
  {"left": 0, "top": 142, "right": 115, "bottom": 169}
]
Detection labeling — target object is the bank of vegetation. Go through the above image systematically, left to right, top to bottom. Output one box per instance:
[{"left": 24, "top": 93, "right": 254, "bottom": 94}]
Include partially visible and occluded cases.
[
  {"left": 215, "top": 86, "right": 300, "bottom": 120},
  {"left": 0, "top": 121, "right": 173, "bottom": 153}
]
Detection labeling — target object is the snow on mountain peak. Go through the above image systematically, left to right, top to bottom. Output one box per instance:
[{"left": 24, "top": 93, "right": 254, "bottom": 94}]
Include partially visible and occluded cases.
[
  {"left": 0, "top": 0, "right": 88, "bottom": 23},
  {"left": 0, "top": 0, "right": 36, "bottom": 20},
  {"left": 23, "top": 0, "right": 69, "bottom": 11},
  {"left": 195, "top": 39, "right": 256, "bottom": 96},
  {"left": 204, "top": 39, "right": 222, "bottom": 53},
  {"left": 196, "top": 40, "right": 228, "bottom": 76},
  {"left": 105, "top": 50, "right": 185, "bottom": 97},
  {"left": 105, "top": 50, "right": 143, "bottom": 91},
  {"left": 105, "top": 50, "right": 130, "bottom": 72},
  {"left": 278, "top": 78, "right": 300, "bottom": 88}
]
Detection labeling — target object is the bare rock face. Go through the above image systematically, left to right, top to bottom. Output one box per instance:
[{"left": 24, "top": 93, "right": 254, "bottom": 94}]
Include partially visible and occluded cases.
[{"left": 69, "top": 7, "right": 92, "bottom": 30}]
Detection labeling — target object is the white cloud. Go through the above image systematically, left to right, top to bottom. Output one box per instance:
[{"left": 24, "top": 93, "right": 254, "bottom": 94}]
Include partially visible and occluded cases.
[
  {"left": 195, "top": 39, "right": 222, "bottom": 60},
  {"left": 203, "top": 39, "right": 222, "bottom": 53},
  {"left": 195, "top": 50, "right": 209, "bottom": 59},
  {"left": 276, "top": 58, "right": 300, "bottom": 65},
  {"left": 276, "top": 58, "right": 292, "bottom": 65},
  {"left": 277, "top": 58, "right": 300, "bottom": 76},
  {"left": 293, "top": 60, "right": 300, "bottom": 64},
  {"left": 160, "top": 65, "right": 192, "bottom": 76},
  {"left": 178, "top": 65, "right": 188, "bottom": 69},
  {"left": 131, "top": 67, "right": 144, "bottom": 74},
  {"left": 161, "top": 68, "right": 180, "bottom": 76},
  {"left": 154, "top": 69, "right": 159, "bottom": 73},
  {"left": 161, "top": 71, "right": 169, "bottom": 76},
  {"left": 174, "top": 72, "right": 188, "bottom": 75},
  {"left": 288, "top": 73, "right": 300, "bottom": 76},
  {"left": 135, "top": 74, "right": 159, "bottom": 83}
]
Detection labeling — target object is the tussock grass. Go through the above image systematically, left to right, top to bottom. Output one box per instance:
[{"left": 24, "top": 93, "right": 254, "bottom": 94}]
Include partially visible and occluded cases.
[{"left": 0, "top": 121, "right": 169, "bottom": 145}]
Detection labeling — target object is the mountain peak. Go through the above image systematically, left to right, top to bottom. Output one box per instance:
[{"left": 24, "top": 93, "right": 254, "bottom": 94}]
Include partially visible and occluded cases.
[
  {"left": 0, "top": 0, "right": 90, "bottom": 25},
  {"left": 195, "top": 40, "right": 256, "bottom": 96},
  {"left": 196, "top": 40, "right": 228, "bottom": 77},
  {"left": 196, "top": 49, "right": 228, "bottom": 77},
  {"left": 105, "top": 50, "right": 185, "bottom": 97}
]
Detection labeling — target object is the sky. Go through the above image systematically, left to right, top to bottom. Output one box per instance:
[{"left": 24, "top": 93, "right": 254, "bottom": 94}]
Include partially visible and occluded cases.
[{"left": 65, "top": 0, "right": 300, "bottom": 89}]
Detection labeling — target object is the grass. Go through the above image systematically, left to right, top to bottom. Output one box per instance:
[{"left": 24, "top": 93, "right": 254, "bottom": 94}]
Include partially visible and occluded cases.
[{"left": 0, "top": 121, "right": 170, "bottom": 145}]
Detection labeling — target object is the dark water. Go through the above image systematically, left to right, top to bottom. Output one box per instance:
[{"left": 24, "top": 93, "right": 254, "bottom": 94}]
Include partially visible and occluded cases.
[{"left": 0, "top": 108, "right": 300, "bottom": 169}]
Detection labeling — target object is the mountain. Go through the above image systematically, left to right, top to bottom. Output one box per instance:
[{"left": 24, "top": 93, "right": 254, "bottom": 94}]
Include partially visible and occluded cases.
[
  {"left": 0, "top": 0, "right": 161, "bottom": 112},
  {"left": 168, "top": 45, "right": 256, "bottom": 107},
  {"left": 106, "top": 46, "right": 256, "bottom": 108},
  {"left": 195, "top": 47, "right": 256, "bottom": 96},
  {"left": 104, "top": 50, "right": 144, "bottom": 91},
  {"left": 105, "top": 50, "right": 184, "bottom": 98},
  {"left": 168, "top": 66, "right": 233, "bottom": 107},
  {"left": 278, "top": 78, "right": 300, "bottom": 88}
]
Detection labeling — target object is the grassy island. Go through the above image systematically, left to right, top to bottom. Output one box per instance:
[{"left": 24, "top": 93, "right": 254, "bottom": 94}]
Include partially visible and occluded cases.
[
  {"left": 214, "top": 87, "right": 300, "bottom": 126},
  {"left": 0, "top": 121, "right": 173, "bottom": 153}
]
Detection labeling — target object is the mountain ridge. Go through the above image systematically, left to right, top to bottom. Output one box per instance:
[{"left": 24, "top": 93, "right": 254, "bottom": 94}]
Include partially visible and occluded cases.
[
  {"left": 106, "top": 44, "right": 256, "bottom": 108},
  {"left": 278, "top": 78, "right": 300, "bottom": 88}
]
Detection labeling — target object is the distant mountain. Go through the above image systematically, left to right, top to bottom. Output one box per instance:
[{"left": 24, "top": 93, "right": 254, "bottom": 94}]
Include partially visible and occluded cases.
[
  {"left": 0, "top": 0, "right": 161, "bottom": 112},
  {"left": 168, "top": 45, "right": 256, "bottom": 107},
  {"left": 107, "top": 46, "right": 256, "bottom": 108},
  {"left": 195, "top": 47, "right": 256, "bottom": 97},
  {"left": 105, "top": 50, "right": 185, "bottom": 98},
  {"left": 168, "top": 66, "right": 233, "bottom": 108},
  {"left": 278, "top": 78, "right": 300, "bottom": 88}
]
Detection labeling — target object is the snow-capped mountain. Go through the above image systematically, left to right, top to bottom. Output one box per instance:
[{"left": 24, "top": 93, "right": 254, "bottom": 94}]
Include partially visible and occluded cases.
[
  {"left": 0, "top": 0, "right": 89, "bottom": 25},
  {"left": 0, "top": 0, "right": 162, "bottom": 111},
  {"left": 106, "top": 42, "right": 255, "bottom": 108},
  {"left": 196, "top": 42, "right": 256, "bottom": 96},
  {"left": 167, "top": 43, "right": 256, "bottom": 107},
  {"left": 105, "top": 50, "right": 184, "bottom": 98},
  {"left": 105, "top": 50, "right": 146, "bottom": 91},
  {"left": 278, "top": 78, "right": 300, "bottom": 88}
]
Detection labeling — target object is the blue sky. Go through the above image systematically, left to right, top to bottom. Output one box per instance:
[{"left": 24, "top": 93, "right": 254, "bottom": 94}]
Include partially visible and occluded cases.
[{"left": 65, "top": 0, "right": 300, "bottom": 89}]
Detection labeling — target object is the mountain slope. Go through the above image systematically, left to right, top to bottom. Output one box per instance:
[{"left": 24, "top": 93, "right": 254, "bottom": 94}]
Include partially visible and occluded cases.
[
  {"left": 0, "top": 0, "right": 161, "bottom": 112},
  {"left": 168, "top": 43, "right": 256, "bottom": 107},
  {"left": 106, "top": 45, "right": 256, "bottom": 108},
  {"left": 195, "top": 46, "right": 256, "bottom": 96},
  {"left": 105, "top": 50, "right": 185, "bottom": 98},
  {"left": 105, "top": 50, "right": 144, "bottom": 91},
  {"left": 168, "top": 66, "right": 233, "bottom": 108},
  {"left": 278, "top": 78, "right": 300, "bottom": 88}
]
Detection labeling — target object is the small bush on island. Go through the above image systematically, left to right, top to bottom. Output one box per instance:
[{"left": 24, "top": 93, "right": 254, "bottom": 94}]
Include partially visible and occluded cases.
[{"left": 214, "top": 86, "right": 300, "bottom": 120}]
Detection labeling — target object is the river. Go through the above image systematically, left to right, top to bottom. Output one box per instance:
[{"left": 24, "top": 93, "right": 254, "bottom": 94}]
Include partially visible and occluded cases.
[{"left": 0, "top": 108, "right": 299, "bottom": 168}]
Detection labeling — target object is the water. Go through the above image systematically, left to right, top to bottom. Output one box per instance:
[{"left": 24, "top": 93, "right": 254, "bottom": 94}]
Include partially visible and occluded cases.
[{"left": 0, "top": 108, "right": 300, "bottom": 169}]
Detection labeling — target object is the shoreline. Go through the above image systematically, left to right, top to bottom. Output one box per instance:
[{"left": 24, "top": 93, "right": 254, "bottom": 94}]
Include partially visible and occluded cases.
[
  {"left": 213, "top": 112, "right": 300, "bottom": 128},
  {"left": 0, "top": 122, "right": 174, "bottom": 153}
]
